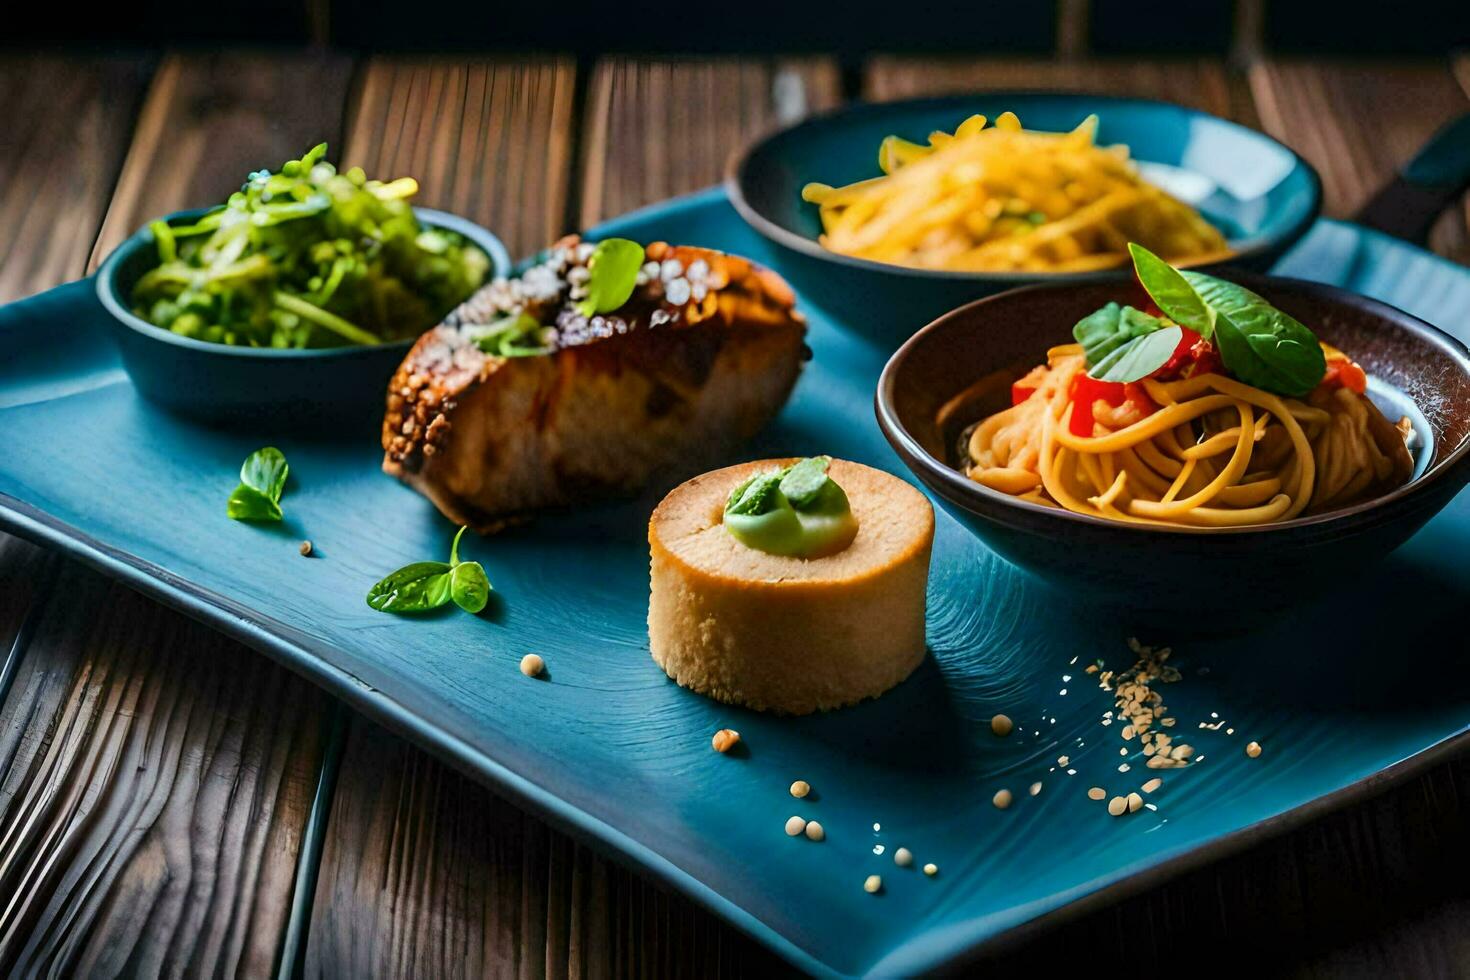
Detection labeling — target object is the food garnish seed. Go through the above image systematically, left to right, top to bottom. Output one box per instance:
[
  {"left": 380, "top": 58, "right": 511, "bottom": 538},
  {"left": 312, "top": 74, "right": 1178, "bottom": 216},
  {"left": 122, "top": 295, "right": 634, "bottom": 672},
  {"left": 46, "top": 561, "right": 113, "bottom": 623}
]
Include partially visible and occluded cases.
[
  {"left": 298, "top": 540, "right": 313, "bottom": 557},
  {"left": 519, "top": 653, "right": 544, "bottom": 677},
  {"left": 990, "top": 714, "right": 1014, "bottom": 737},
  {"left": 711, "top": 728, "right": 741, "bottom": 753},
  {"left": 1246, "top": 741, "right": 1263, "bottom": 758},
  {"left": 1142, "top": 777, "right": 1163, "bottom": 794},
  {"left": 790, "top": 780, "right": 811, "bottom": 798},
  {"left": 1029, "top": 781, "right": 1042, "bottom": 797},
  {"left": 1088, "top": 787, "right": 1106, "bottom": 801},
  {"left": 992, "top": 789, "right": 1013, "bottom": 809},
  {"left": 1127, "top": 792, "right": 1144, "bottom": 813},
  {"left": 1107, "top": 796, "right": 1127, "bottom": 817},
  {"left": 785, "top": 816, "right": 807, "bottom": 837},
  {"left": 804, "top": 820, "right": 825, "bottom": 842},
  {"left": 894, "top": 847, "right": 913, "bottom": 867},
  {"left": 923, "top": 863, "right": 939, "bottom": 876},
  {"left": 864, "top": 875, "right": 883, "bottom": 894}
]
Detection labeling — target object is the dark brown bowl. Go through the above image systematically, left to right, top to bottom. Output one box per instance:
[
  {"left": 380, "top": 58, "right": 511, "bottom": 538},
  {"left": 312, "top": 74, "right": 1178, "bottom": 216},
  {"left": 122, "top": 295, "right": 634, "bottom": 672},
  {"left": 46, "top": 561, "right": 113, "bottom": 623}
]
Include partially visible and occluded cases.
[{"left": 875, "top": 274, "right": 1470, "bottom": 619}]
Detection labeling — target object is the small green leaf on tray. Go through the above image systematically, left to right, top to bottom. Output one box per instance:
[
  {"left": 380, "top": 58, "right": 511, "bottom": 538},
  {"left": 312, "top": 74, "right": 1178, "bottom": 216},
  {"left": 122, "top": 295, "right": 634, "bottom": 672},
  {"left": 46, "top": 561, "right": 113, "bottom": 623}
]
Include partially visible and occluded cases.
[
  {"left": 576, "top": 238, "right": 645, "bottom": 317},
  {"left": 1129, "top": 243, "right": 1215, "bottom": 336},
  {"left": 1089, "top": 326, "right": 1184, "bottom": 383},
  {"left": 228, "top": 447, "right": 288, "bottom": 521},
  {"left": 368, "top": 525, "right": 493, "bottom": 616},
  {"left": 366, "top": 561, "right": 454, "bottom": 613}
]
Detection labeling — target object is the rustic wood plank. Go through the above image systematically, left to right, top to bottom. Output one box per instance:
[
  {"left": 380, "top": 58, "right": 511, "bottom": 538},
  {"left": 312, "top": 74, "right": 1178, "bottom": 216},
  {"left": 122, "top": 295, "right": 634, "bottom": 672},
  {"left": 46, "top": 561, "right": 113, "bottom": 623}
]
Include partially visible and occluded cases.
[
  {"left": 89, "top": 51, "right": 356, "bottom": 272},
  {"left": 0, "top": 56, "right": 150, "bottom": 302},
  {"left": 341, "top": 56, "right": 577, "bottom": 259},
  {"left": 578, "top": 56, "right": 842, "bottom": 226},
  {"left": 864, "top": 57, "right": 1259, "bottom": 125},
  {"left": 1250, "top": 59, "right": 1470, "bottom": 265},
  {"left": 0, "top": 561, "right": 332, "bottom": 976},
  {"left": 305, "top": 719, "right": 785, "bottom": 978}
]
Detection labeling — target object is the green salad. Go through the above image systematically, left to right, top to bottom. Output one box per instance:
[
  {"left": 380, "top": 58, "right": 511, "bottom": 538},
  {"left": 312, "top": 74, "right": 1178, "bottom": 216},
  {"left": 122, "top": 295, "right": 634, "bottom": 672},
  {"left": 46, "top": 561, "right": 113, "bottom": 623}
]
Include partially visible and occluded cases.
[{"left": 130, "top": 144, "right": 491, "bottom": 348}]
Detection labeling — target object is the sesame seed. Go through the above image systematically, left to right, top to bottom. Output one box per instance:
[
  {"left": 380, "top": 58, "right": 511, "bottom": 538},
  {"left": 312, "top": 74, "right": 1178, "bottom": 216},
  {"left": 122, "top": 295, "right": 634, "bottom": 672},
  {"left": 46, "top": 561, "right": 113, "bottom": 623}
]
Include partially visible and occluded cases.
[
  {"left": 298, "top": 540, "right": 313, "bottom": 557},
  {"left": 519, "top": 654, "right": 544, "bottom": 677},
  {"left": 990, "top": 714, "right": 1013, "bottom": 737},
  {"left": 710, "top": 729, "right": 740, "bottom": 753},
  {"left": 1246, "top": 741, "right": 1263, "bottom": 758},
  {"left": 1057, "top": 755, "right": 1069, "bottom": 766},
  {"left": 1142, "top": 778, "right": 1163, "bottom": 794},
  {"left": 790, "top": 780, "right": 811, "bottom": 799},
  {"left": 1029, "top": 781, "right": 1043, "bottom": 797},
  {"left": 1088, "top": 787, "right": 1106, "bottom": 801},
  {"left": 992, "top": 789, "right": 1013, "bottom": 810},
  {"left": 1127, "top": 792, "right": 1144, "bottom": 813},
  {"left": 1108, "top": 796, "right": 1127, "bottom": 816},
  {"left": 785, "top": 816, "right": 806, "bottom": 837},
  {"left": 805, "top": 821, "right": 825, "bottom": 842},
  {"left": 873, "top": 844, "right": 885, "bottom": 855},
  {"left": 894, "top": 847, "right": 913, "bottom": 867},
  {"left": 923, "top": 863, "right": 939, "bottom": 876},
  {"left": 864, "top": 875, "right": 883, "bottom": 894}
]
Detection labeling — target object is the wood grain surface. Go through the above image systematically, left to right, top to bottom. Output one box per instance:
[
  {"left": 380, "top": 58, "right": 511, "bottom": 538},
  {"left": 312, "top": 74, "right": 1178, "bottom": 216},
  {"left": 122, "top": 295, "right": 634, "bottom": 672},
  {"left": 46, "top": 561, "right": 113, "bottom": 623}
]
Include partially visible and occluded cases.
[
  {"left": 1, "top": 47, "right": 1469, "bottom": 979},
  {"left": 88, "top": 51, "right": 355, "bottom": 272},
  {"left": 0, "top": 56, "right": 150, "bottom": 303},
  {"left": 342, "top": 57, "right": 577, "bottom": 259},
  {"left": 578, "top": 57, "right": 841, "bottom": 225},
  {"left": 0, "top": 562, "right": 331, "bottom": 977}
]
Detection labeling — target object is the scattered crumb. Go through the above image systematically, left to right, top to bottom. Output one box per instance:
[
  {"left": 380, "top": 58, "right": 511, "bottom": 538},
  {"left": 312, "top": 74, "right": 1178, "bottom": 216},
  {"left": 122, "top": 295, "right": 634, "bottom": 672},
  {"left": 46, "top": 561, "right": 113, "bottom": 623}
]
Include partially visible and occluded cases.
[
  {"left": 298, "top": 540, "right": 313, "bottom": 557},
  {"left": 520, "top": 653, "right": 544, "bottom": 677},
  {"left": 990, "top": 714, "right": 1014, "bottom": 737},
  {"left": 711, "top": 728, "right": 741, "bottom": 753},
  {"left": 1246, "top": 741, "right": 1263, "bottom": 758},
  {"left": 1142, "top": 777, "right": 1163, "bottom": 794},
  {"left": 790, "top": 780, "right": 810, "bottom": 799},
  {"left": 1029, "top": 781, "right": 1043, "bottom": 797},
  {"left": 1088, "top": 787, "right": 1106, "bottom": 801},
  {"left": 992, "top": 789, "right": 1013, "bottom": 810},
  {"left": 1127, "top": 792, "right": 1144, "bottom": 813},
  {"left": 1107, "top": 796, "right": 1127, "bottom": 817},
  {"left": 785, "top": 816, "right": 807, "bottom": 837},
  {"left": 805, "top": 820, "right": 825, "bottom": 842},
  {"left": 894, "top": 847, "right": 913, "bottom": 867},
  {"left": 923, "top": 863, "right": 938, "bottom": 877},
  {"left": 864, "top": 875, "right": 883, "bottom": 894}
]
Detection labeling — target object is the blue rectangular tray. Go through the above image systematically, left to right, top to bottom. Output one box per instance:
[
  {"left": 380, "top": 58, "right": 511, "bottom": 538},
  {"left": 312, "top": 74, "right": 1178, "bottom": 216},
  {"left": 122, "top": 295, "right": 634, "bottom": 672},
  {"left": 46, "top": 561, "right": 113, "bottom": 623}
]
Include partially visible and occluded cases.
[{"left": 2, "top": 188, "right": 1468, "bottom": 977}]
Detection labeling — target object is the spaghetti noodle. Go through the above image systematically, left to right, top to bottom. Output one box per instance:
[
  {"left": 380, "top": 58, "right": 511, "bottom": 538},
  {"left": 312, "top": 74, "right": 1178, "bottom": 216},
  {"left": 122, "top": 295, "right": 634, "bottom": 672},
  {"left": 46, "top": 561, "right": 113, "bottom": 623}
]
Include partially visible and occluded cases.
[{"left": 802, "top": 112, "right": 1229, "bottom": 273}]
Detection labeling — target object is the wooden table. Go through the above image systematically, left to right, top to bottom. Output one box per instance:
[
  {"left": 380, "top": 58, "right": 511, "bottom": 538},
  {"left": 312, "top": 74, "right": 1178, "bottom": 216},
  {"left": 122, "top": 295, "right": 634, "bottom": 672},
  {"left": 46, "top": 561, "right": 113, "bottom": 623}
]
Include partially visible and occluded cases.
[{"left": 1, "top": 50, "right": 1468, "bottom": 977}]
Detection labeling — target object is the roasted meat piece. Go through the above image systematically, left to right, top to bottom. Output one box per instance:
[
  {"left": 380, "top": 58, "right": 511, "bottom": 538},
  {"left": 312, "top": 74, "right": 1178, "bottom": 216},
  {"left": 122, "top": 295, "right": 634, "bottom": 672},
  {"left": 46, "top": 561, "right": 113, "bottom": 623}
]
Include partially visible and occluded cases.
[{"left": 382, "top": 238, "right": 807, "bottom": 531}]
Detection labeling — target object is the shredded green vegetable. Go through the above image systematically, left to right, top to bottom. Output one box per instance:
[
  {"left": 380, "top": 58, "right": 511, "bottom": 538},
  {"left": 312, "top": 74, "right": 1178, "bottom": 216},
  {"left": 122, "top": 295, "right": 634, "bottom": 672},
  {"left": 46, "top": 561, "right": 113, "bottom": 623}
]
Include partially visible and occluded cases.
[{"left": 130, "top": 144, "right": 491, "bottom": 349}]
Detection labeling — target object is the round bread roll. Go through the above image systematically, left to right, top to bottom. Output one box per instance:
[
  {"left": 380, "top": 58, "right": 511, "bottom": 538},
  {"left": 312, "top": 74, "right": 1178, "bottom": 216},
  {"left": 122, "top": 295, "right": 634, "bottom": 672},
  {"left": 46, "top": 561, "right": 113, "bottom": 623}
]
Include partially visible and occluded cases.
[{"left": 648, "top": 458, "right": 934, "bottom": 714}]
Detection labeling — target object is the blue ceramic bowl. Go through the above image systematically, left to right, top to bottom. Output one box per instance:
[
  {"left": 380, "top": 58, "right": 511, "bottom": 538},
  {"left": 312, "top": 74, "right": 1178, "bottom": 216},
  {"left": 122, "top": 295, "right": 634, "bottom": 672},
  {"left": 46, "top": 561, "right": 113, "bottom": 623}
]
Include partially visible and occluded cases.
[
  {"left": 729, "top": 93, "right": 1322, "bottom": 347},
  {"left": 96, "top": 207, "right": 511, "bottom": 431},
  {"left": 875, "top": 275, "right": 1470, "bottom": 622}
]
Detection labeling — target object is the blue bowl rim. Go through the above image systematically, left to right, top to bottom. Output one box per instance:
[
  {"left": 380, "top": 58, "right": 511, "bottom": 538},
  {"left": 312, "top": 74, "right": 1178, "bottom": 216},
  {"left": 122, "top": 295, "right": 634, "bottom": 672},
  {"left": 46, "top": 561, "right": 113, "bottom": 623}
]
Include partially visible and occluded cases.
[
  {"left": 727, "top": 91, "right": 1325, "bottom": 284},
  {"left": 95, "top": 205, "right": 512, "bottom": 360},
  {"left": 875, "top": 272, "right": 1470, "bottom": 538}
]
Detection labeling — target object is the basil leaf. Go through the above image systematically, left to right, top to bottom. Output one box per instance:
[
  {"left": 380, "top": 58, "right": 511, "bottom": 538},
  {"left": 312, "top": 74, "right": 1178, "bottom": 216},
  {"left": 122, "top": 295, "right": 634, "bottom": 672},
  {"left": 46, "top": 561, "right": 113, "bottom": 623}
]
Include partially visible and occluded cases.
[
  {"left": 576, "top": 238, "right": 644, "bottom": 317},
  {"left": 1129, "top": 244, "right": 1215, "bottom": 337},
  {"left": 1182, "top": 272, "right": 1326, "bottom": 396},
  {"left": 1073, "top": 303, "right": 1167, "bottom": 367},
  {"left": 1089, "top": 326, "right": 1183, "bottom": 383},
  {"left": 778, "top": 456, "right": 832, "bottom": 510},
  {"left": 725, "top": 470, "right": 784, "bottom": 516},
  {"left": 226, "top": 484, "right": 283, "bottom": 522},
  {"left": 366, "top": 561, "right": 453, "bottom": 613},
  {"left": 450, "top": 561, "right": 491, "bottom": 614}
]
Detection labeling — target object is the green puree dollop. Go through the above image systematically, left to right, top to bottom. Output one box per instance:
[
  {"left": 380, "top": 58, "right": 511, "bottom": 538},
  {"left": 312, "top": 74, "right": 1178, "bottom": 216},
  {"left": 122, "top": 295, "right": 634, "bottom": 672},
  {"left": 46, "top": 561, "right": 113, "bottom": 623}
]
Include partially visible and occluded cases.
[{"left": 722, "top": 456, "right": 858, "bottom": 558}]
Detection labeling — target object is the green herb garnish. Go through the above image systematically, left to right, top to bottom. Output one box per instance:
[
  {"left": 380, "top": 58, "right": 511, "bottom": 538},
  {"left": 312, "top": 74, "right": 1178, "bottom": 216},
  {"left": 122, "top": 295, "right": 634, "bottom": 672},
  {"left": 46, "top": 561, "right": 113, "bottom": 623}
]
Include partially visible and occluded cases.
[
  {"left": 130, "top": 144, "right": 491, "bottom": 349},
  {"left": 576, "top": 238, "right": 645, "bottom": 317},
  {"left": 1127, "top": 244, "right": 1326, "bottom": 396},
  {"left": 1073, "top": 302, "right": 1169, "bottom": 368},
  {"left": 474, "top": 313, "right": 555, "bottom": 357},
  {"left": 227, "top": 447, "right": 289, "bottom": 521},
  {"left": 722, "top": 456, "right": 857, "bottom": 559},
  {"left": 366, "top": 526, "right": 492, "bottom": 615}
]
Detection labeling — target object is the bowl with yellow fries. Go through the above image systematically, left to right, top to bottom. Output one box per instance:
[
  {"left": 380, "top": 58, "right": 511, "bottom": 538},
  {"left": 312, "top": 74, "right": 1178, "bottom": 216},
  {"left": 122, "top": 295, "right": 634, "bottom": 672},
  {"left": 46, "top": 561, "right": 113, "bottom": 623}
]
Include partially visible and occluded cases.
[{"left": 728, "top": 93, "right": 1321, "bottom": 345}]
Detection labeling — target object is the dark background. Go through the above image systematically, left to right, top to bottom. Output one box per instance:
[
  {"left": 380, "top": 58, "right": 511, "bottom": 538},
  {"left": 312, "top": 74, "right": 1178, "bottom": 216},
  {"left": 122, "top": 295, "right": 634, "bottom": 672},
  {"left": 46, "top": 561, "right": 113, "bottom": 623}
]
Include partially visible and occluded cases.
[{"left": 7, "top": 0, "right": 1468, "bottom": 55}]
